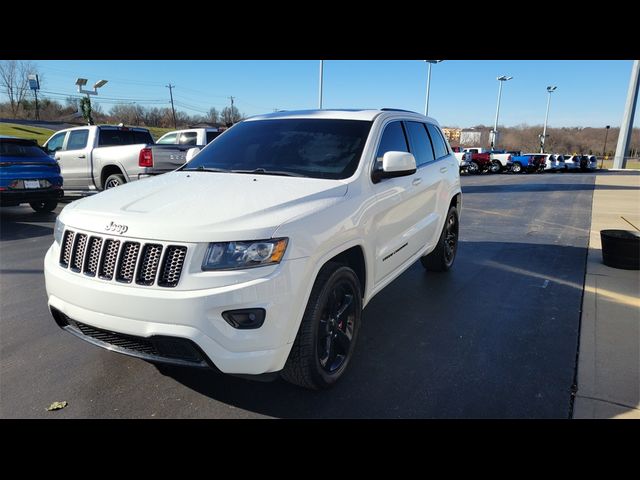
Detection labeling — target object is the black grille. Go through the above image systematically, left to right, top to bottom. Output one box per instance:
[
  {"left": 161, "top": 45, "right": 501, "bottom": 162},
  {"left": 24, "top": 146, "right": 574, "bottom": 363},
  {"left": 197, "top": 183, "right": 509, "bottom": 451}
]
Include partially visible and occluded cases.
[
  {"left": 59, "top": 230, "right": 187, "bottom": 288},
  {"left": 60, "top": 230, "right": 75, "bottom": 267},
  {"left": 70, "top": 233, "right": 88, "bottom": 272},
  {"left": 83, "top": 236, "right": 103, "bottom": 276},
  {"left": 99, "top": 239, "right": 120, "bottom": 280},
  {"left": 115, "top": 241, "right": 140, "bottom": 283},
  {"left": 136, "top": 244, "right": 163, "bottom": 285},
  {"left": 158, "top": 246, "right": 187, "bottom": 287},
  {"left": 50, "top": 308, "right": 207, "bottom": 367}
]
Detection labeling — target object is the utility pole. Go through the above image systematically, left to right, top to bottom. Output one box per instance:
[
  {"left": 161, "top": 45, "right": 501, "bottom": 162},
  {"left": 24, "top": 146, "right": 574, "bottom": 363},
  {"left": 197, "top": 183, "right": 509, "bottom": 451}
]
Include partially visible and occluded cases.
[
  {"left": 318, "top": 60, "right": 324, "bottom": 109},
  {"left": 613, "top": 60, "right": 640, "bottom": 169},
  {"left": 166, "top": 84, "right": 177, "bottom": 129},
  {"left": 229, "top": 96, "right": 235, "bottom": 124}
]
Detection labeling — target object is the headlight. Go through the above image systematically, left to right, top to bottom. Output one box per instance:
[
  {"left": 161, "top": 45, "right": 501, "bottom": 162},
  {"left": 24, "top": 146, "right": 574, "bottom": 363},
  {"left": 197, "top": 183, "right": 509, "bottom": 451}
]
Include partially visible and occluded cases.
[
  {"left": 54, "top": 217, "right": 65, "bottom": 244},
  {"left": 202, "top": 238, "right": 288, "bottom": 271}
]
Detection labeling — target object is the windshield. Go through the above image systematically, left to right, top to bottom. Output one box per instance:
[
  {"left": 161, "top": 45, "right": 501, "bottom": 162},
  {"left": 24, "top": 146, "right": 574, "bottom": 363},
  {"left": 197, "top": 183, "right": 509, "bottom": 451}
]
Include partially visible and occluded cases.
[
  {"left": 182, "top": 119, "right": 372, "bottom": 179},
  {"left": 0, "top": 139, "right": 50, "bottom": 159}
]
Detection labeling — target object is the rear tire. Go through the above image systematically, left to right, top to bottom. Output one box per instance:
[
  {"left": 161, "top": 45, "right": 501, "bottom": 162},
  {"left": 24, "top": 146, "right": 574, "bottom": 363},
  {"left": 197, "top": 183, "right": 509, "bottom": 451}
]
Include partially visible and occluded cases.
[
  {"left": 467, "top": 161, "right": 479, "bottom": 174},
  {"left": 104, "top": 173, "right": 126, "bottom": 190},
  {"left": 29, "top": 200, "right": 57, "bottom": 213},
  {"left": 421, "top": 205, "right": 459, "bottom": 272},
  {"left": 281, "top": 262, "right": 362, "bottom": 390}
]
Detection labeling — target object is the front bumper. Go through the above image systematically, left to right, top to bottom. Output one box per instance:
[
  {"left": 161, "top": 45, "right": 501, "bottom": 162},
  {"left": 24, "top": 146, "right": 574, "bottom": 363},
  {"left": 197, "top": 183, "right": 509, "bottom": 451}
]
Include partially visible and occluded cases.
[
  {"left": 0, "top": 187, "right": 63, "bottom": 206},
  {"left": 44, "top": 243, "right": 311, "bottom": 374}
]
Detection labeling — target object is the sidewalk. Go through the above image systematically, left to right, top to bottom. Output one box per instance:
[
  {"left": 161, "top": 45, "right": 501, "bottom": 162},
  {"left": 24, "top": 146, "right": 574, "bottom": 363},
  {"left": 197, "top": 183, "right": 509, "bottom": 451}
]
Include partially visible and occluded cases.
[{"left": 573, "top": 172, "right": 640, "bottom": 419}]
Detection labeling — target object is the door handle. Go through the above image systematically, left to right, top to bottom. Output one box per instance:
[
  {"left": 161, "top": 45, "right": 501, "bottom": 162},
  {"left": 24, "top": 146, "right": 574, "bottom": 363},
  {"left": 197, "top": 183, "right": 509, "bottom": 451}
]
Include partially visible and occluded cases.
[
  {"left": 78, "top": 154, "right": 86, "bottom": 158},
  {"left": 440, "top": 166, "right": 448, "bottom": 173},
  {"left": 412, "top": 178, "right": 422, "bottom": 186}
]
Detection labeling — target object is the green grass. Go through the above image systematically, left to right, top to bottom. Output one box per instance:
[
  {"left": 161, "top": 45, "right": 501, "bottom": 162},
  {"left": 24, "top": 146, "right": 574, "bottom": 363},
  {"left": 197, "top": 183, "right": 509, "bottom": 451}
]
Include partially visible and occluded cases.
[
  {"left": 0, "top": 122, "right": 55, "bottom": 145},
  {"left": 146, "top": 127, "right": 174, "bottom": 141}
]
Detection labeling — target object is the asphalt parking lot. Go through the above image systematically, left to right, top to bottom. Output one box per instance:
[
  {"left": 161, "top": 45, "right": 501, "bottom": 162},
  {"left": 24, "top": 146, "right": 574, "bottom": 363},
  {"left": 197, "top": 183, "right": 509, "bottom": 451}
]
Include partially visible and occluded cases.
[{"left": 1, "top": 172, "right": 598, "bottom": 418}]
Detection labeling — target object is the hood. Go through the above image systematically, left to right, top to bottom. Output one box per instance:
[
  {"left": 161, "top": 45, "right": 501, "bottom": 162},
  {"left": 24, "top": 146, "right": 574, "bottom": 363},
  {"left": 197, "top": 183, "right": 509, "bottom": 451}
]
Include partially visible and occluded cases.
[{"left": 60, "top": 171, "right": 348, "bottom": 242}]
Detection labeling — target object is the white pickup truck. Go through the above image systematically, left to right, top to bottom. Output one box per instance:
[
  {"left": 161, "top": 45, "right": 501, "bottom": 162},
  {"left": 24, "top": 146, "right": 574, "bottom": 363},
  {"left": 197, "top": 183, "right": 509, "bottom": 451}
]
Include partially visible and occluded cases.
[
  {"left": 44, "top": 109, "right": 462, "bottom": 390},
  {"left": 43, "top": 125, "right": 192, "bottom": 194},
  {"left": 156, "top": 127, "right": 222, "bottom": 147}
]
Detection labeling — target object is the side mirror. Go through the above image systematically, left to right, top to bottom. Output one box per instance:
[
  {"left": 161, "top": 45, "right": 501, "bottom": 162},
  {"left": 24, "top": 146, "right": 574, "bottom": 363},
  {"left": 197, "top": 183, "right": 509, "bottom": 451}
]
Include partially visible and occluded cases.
[
  {"left": 185, "top": 147, "right": 201, "bottom": 162},
  {"left": 372, "top": 151, "right": 417, "bottom": 183}
]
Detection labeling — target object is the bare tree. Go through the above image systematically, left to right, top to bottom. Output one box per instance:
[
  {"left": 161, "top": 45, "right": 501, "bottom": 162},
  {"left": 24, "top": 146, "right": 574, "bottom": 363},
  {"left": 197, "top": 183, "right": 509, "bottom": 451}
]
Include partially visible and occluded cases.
[
  {"left": 0, "top": 60, "right": 41, "bottom": 118},
  {"left": 220, "top": 105, "right": 243, "bottom": 125},
  {"left": 207, "top": 107, "right": 220, "bottom": 124}
]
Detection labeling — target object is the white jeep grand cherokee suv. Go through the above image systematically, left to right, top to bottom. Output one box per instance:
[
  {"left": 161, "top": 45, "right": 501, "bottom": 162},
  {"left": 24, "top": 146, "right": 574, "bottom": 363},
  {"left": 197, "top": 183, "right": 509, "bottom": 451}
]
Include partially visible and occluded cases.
[{"left": 44, "top": 109, "right": 462, "bottom": 390}]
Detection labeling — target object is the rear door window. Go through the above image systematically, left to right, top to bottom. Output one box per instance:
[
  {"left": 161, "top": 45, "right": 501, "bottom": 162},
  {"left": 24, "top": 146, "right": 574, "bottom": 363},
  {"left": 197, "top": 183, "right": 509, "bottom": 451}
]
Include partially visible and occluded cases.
[
  {"left": 405, "top": 121, "right": 435, "bottom": 167},
  {"left": 426, "top": 124, "right": 449, "bottom": 159},
  {"left": 66, "top": 129, "right": 89, "bottom": 150},
  {"left": 206, "top": 131, "right": 221, "bottom": 143},
  {"left": 178, "top": 132, "right": 198, "bottom": 145}
]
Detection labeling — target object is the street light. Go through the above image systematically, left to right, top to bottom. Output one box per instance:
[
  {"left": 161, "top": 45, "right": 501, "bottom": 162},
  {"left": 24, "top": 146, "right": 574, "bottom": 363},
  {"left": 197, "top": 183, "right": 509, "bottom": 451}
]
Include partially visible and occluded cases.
[
  {"left": 424, "top": 60, "right": 443, "bottom": 116},
  {"left": 490, "top": 75, "right": 513, "bottom": 149},
  {"left": 75, "top": 77, "right": 108, "bottom": 125},
  {"left": 540, "top": 85, "right": 557, "bottom": 153},
  {"left": 601, "top": 125, "right": 611, "bottom": 168}
]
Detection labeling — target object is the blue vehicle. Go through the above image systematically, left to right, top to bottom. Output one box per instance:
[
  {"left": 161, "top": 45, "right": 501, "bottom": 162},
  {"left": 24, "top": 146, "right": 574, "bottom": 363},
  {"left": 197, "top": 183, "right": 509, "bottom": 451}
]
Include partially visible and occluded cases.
[
  {"left": 0, "top": 136, "right": 64, "bottom": 212},
  {"left": 507, "top": 153, "right": 546, "bottom": 174}
]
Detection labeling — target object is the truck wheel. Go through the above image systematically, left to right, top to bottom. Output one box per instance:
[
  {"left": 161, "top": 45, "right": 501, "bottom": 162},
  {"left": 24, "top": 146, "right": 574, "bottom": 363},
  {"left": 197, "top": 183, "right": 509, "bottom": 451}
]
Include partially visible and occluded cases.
[
  {"left": 490, "top": 160, "right": 502, "bottom": 173},
  {"left": 467, "top": 161, "right": 479, "bottom": 174},
  {"left": 511, "top": 162, "right": 522, "bottom": 173},
  {"left": 104, "top": 174, "right": 126, "bottom": 190},
  {"left": 29, "top": 200, "right": 57, "bottom": 213},
  {"left": 421, "top": 205, "right": 459, "bottom": 272},
  {"left": 281, "top": 262, "right": 362, "bottom": 390}
]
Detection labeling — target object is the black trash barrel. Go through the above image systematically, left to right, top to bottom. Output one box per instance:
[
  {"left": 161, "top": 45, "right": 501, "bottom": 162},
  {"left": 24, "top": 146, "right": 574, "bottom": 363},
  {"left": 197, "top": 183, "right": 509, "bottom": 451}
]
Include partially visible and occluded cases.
[{"left": 600, "top": 229, "right": 640, "bottom": 270}]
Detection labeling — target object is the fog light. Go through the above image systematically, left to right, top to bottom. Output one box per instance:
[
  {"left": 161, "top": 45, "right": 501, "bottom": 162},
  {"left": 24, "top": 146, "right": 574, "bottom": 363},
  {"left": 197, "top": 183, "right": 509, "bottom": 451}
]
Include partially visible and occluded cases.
[{"left": 222, "top": 308, "right": 266, "bottom": 329}]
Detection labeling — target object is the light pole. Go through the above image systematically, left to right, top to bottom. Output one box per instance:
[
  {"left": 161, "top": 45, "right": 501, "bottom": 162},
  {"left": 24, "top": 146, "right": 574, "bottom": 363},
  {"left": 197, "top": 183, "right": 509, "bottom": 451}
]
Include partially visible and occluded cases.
[
  {"left": 613, "top": 59, "right": 640, "bottom": 169},
  {"left": 318, "top": 60, "right": 324, "bottom": 109},
  {"left": 424, "top": 60, "right": 443, "bottom": 116},
  {"left": 491, "top": 75, "right": 513, "bottom": 149},
  {"left": 75, "top": 78, "right": 108, "bottom": 125},
  {"left": 540, "top": 85, "right": 557, "bottom": 153},
  {"left": 601, "top": 125, "right": 611, "bottom": 168}
]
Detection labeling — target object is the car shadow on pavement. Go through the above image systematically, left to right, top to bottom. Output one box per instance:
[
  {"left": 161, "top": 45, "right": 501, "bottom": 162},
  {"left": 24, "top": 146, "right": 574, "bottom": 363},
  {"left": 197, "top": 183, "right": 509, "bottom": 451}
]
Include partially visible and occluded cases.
[
  {"left": 1, "top": 207, "right": 56, "bottom": 241},
  {"left": 155, "top": 240, "right": 589, "bottom": 418}
]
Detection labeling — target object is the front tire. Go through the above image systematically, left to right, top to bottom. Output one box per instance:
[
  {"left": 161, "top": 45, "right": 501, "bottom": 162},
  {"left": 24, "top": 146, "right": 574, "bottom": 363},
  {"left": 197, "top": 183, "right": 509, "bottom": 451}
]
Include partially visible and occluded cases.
[
  {"left": 490, "top": 160, "right": 502, "bottom": 173},
  {"left": 467, "top": 161, "right": 479, "bottom": 174},
  {"left": 511, "top": 162, "right": 522, "bottom": 173},
  {"left": 104, "top": 173, "right": 126, "bottom": 190},
  {"left": 29, "top": 200, "right": 57, "bottom": 213},
  {"left": 421, "top": 205, "right": 459, "bottom": 272},
  {"left": 282, "top": 263, "right": 362, "bottom": 390}
]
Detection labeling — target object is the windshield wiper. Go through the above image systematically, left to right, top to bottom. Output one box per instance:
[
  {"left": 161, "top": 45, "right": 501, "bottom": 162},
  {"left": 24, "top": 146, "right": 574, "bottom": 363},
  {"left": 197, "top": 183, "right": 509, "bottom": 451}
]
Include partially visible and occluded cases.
[
  {"left": 182, "top": 165, "right": 230, "bottom": 173},
  {"left": 231, "top": 168, "right": 307, "bottom": 177}
]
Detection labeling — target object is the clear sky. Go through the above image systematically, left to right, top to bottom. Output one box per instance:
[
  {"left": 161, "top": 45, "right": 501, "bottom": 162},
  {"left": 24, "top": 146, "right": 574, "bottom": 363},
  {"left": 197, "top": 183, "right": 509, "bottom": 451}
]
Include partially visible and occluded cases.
[{"left": 30, "top": 60, "right": 638, "bottom": 128}]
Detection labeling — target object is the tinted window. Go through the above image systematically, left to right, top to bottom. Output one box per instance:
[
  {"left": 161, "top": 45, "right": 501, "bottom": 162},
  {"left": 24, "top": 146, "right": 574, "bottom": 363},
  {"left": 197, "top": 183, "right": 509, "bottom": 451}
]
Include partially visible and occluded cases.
[
  {"left": 183, "top": 119, "right": 372, "bottom": 180},
  {"left": 375, "top": 122, "right": 408, "bottom": 163},
  {"left": 405, "top": 122, "right": 435, "bottom": 167},
  {"left": 426, "top": 124, "right": 449, "bottom": 159},
  {"left": 98, "top": 128, "right": 153, "bottom": 146},
  {"left": 67, "top": 129, "right": 89, "bottom": 150},
  {"left": 206, "top": 131, "right": 221, "bottom": 143},
  {"left": 46, "top": 132, "right": 66, "bottom": 152},
  {"left": 178, "top": 132, "right": 198, "bottom": 145},
  {"left": 157, "top": 133, "right": 177, "bottom": 144},
  {"left": 0, "top": 139, "right": 49, "bottom": 158}
]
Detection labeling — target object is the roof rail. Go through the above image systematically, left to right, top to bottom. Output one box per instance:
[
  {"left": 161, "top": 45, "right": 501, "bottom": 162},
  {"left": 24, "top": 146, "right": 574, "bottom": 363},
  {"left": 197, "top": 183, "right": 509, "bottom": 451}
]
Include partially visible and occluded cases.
[{"left": 380, "top": 108, "right": 420, "bottom": 114}]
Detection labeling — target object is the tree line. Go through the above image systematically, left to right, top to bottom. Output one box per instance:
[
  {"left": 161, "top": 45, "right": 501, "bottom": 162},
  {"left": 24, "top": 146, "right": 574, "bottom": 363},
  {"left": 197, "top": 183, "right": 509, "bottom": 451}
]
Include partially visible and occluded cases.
[{"left": 0, "top": 60, "right": 244, "bottom": 128}]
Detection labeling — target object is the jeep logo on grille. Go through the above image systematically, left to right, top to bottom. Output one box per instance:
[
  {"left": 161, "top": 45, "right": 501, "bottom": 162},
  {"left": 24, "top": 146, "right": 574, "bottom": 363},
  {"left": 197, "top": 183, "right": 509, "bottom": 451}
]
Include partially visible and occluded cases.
[{"left": 105, "top": 221, "right": 128, "bottom": 235}]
